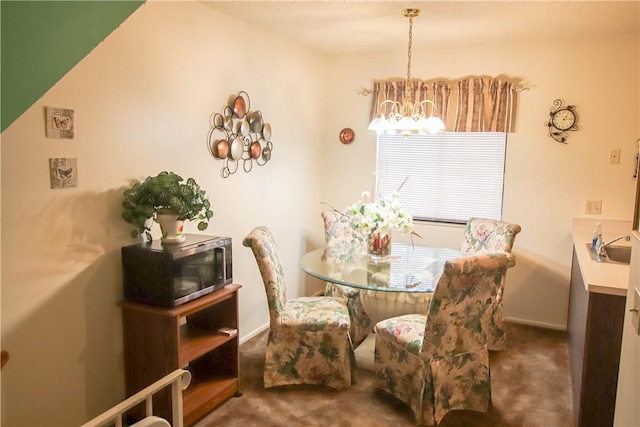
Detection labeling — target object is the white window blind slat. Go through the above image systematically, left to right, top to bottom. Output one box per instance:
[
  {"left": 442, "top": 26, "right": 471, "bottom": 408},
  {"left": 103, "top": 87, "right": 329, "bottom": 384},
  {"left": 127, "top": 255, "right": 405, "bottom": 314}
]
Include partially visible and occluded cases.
[{"left": 376, "top": 132, "right": 507, "bottom": 223}]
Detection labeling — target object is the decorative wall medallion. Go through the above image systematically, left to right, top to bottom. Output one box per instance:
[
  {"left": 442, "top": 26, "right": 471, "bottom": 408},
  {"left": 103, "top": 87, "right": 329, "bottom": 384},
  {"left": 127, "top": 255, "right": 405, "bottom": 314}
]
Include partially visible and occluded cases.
[
  {"left": 207, "top": 91, "right": 274, "bottom": 178},
  {"left": 545, "top": 99, "right": 579, "bottom": 143},
  {"left": 339, "top": 128, "right": 355, "bottom": 144}
]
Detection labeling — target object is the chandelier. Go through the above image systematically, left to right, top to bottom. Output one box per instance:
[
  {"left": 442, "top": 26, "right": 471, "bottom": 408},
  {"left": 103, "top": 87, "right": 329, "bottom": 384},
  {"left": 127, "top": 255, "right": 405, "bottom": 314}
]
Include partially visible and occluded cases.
[{"left": 368, "top": 9, "right": 446, "bottom": 135}]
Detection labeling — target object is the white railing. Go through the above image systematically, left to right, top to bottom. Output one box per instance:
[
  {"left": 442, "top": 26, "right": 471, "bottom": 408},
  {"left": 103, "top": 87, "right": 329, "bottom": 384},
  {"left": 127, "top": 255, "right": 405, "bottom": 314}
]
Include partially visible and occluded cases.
[{"left": 80, "top": 369, "right": 192, "bottom": 427}]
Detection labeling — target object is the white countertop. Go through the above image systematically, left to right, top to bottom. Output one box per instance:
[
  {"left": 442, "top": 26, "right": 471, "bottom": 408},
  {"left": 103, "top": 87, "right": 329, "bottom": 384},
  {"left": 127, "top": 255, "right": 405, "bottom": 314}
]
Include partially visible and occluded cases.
[{"left": 572, "top": 218, "right": 632, "bottom": 296}]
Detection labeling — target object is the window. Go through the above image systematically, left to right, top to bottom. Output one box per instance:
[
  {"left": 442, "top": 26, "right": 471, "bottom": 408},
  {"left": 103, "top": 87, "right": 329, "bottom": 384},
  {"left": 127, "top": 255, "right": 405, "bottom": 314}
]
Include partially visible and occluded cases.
[{"left": 376, "top": 132, "right": 507, "bottom": 224}]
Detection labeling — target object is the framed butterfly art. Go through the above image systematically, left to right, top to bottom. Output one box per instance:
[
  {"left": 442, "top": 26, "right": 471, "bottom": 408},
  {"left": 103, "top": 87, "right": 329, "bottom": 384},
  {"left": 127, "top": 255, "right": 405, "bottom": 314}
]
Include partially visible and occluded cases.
[
  {"left": 45, "top": 106, "right": 74, "bottom": 139},
  {"left": 49, "top": 158, "right": 78, "bottom": 189}
]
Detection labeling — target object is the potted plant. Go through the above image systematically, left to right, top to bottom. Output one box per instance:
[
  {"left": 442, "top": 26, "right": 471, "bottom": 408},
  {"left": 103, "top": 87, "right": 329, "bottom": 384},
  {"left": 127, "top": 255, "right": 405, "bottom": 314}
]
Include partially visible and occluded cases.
[{"left": 121, "top": 171, "right": 213, "bottom": 242}]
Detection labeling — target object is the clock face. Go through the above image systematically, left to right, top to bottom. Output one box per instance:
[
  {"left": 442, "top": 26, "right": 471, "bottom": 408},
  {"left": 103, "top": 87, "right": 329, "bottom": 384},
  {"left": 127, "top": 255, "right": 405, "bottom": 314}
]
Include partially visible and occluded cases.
[{"left": 551, "top": 108, "right": 576, "bottom": 131}]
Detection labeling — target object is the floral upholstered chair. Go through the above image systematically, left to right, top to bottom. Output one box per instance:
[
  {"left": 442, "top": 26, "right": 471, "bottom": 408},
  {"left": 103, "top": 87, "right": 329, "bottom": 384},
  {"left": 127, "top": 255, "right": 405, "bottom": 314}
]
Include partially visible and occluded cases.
[
  {"left": 321, "top": 210, "right": 373, "bottom": 346},
  {"left": 459, "top": 217, "right": 521, "bottom": 254},
  {"left": 459, "top": 218, "right": 521, "bottom": 350},
  {"left": 243, "top": 226, "right": 355, "bottom": 390},
  {"left": 374, "top": 253, "right": 516, "bottom": 426}
]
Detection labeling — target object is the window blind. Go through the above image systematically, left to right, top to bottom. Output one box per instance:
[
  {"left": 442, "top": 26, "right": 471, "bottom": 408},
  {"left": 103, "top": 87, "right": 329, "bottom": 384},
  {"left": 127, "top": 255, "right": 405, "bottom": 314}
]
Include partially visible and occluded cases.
[{"left": 376, "top": 132, "right": 507, "bottom": 223}]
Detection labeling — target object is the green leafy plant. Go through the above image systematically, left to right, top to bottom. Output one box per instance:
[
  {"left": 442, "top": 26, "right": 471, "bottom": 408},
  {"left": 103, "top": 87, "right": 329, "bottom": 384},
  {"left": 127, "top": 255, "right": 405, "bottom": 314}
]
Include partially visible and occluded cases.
[{"left": 121, "top": 171, "right": 213, "bottom": 241}]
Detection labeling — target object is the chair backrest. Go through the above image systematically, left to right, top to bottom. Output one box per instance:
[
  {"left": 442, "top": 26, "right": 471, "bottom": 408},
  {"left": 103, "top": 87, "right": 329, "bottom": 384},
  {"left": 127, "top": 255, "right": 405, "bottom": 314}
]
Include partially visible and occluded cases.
[
  {"left": 321, "top": 210, "right": 366, "bottom": 245},
  {"left": 459, "top": 217, "right": 522, "bottom": 254},
  {"left": 242, "top": 226, "right": 286, "bottom": 326},
  {"left": 421, "top": 253, "right": 516, "bottom": 358}
]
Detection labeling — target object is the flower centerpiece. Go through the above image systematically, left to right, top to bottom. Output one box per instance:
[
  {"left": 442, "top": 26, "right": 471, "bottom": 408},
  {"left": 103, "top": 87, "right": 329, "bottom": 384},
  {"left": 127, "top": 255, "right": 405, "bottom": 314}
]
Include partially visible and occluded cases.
[{"left": 345, "top": 191, "right": 414, "bottom": 257}]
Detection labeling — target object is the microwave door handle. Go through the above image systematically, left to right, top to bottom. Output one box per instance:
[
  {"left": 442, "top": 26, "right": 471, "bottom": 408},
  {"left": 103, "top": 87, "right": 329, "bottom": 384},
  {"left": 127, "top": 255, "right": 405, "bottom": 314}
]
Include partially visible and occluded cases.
[{"left": 218, "top": 246, "right": 226, "bottom": 283}]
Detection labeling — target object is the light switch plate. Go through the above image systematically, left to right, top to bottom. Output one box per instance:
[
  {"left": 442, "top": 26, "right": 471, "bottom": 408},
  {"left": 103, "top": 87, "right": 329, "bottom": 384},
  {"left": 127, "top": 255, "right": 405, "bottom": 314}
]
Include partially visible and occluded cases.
[{"left": 633, "top": 287, "right": 640, "bottom": 335}]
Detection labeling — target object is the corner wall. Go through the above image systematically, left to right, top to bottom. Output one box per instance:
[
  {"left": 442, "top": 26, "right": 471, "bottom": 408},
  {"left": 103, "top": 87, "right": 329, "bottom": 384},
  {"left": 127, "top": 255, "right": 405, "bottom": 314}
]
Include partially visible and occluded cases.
[{"left": 1, "top": 2, "right": 327, "bottom": 425}]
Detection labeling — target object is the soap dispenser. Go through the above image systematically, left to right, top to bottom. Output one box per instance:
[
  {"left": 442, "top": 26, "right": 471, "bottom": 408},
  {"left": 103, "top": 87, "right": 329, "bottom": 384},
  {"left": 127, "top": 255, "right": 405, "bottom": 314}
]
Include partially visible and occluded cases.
[{"left": 592, "top": 222, "right": 602, "bottom": 248}]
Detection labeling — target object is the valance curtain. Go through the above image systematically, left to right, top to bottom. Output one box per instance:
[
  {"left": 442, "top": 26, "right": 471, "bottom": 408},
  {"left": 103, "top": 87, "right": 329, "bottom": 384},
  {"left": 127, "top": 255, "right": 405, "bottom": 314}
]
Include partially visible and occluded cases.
[{"left": 369, "top": 76, "right": 518, "bottom": 132}]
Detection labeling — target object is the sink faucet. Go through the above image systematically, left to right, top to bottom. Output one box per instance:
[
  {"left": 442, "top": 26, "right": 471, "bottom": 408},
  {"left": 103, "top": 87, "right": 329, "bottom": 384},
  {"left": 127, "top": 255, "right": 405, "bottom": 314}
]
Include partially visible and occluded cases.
[{"left": 597, "top": 234, "right": 631, "bottom": 257}]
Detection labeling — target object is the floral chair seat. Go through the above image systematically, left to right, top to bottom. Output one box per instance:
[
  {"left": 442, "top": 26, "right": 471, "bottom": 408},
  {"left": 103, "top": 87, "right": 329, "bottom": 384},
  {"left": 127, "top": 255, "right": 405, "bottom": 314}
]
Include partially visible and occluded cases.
[
  {"left": 321, "top": 210, "right": 373, "bottom": 346},
  {"left": 460, "top": 217, "right": 522, "bottom": 350},
  {"left": 243, "top": 226, "right": 355, "bottom": 390},
  {"left": 374, "top": 253, "right": 516, "bottom": 425},
  {"left": 279, "top": 297, "right": 351, "bottom": 330}
]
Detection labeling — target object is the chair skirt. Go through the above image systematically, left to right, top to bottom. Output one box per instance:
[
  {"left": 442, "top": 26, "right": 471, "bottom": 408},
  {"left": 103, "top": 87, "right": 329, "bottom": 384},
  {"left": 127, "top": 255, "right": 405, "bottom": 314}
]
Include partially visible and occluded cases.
[
  {"left": 481, "top": 276, "right": 507, "bottom": 351},
  {"left": 325, "top": 283, "right": 373, "bottom": 346},
  {"left": 487, "top": 295, "right": 506, "bottom": 350},
  {"left": 264, "top": 297, "right": 356, "bottom": 390},
  {"left": 375, "top": 315, "right": 491, "bottom": 425},
  {"left": 375, "top": 315, "right": 431, "bottom": 424}
]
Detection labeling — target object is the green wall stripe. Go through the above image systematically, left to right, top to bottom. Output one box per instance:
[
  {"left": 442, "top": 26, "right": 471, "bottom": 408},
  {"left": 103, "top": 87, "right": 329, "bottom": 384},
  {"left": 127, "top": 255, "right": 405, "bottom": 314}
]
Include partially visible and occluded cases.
[{"left": 1, "top": 1, "right": 145, "bottom": 132}]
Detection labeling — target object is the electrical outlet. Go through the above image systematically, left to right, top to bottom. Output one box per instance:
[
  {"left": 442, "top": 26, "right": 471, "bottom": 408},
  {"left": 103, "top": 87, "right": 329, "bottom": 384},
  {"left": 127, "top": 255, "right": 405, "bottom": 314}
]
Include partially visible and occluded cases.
[
  {"left": 610, "top": 149, "right": 621, "bottom": 164},
  {"left": 586, "top": 200, "right": 602, "bottom": 214}
]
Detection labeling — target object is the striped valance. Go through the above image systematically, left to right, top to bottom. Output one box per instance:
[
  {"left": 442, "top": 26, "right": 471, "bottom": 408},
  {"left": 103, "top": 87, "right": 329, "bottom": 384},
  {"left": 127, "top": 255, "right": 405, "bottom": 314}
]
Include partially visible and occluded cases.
[{"left": 369, "top": 76, "right": 523, "bottom": 132}]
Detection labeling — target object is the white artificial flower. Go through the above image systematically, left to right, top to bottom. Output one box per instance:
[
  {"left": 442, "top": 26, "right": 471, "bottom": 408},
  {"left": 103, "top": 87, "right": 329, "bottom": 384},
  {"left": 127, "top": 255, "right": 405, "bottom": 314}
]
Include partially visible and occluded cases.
[{"left": 344, "top": 191, "right": 414, "bottom": 237}]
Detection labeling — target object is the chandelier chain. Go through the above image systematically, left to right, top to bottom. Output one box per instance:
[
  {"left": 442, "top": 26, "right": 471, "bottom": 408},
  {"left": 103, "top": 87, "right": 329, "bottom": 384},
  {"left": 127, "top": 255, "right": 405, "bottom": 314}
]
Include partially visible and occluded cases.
[
  {"left": 367, "top": 8, "right": 446, "bottom": 135},
  {"left": 407, "top": 15, "right": 413, "bottom": 88}
]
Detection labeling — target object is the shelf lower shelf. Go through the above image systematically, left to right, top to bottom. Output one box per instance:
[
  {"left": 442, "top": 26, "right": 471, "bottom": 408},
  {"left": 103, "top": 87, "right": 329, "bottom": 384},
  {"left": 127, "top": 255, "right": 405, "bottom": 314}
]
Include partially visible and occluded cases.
[{"left": 183, "top": 376, "right": 239, "bottom": 426}]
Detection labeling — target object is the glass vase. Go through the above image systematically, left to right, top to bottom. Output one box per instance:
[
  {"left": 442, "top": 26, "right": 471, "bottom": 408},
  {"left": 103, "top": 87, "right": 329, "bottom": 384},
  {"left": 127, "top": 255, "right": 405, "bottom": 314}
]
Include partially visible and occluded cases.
[{"left": 368, "top": 232, "right": 391, "bottom": 258}]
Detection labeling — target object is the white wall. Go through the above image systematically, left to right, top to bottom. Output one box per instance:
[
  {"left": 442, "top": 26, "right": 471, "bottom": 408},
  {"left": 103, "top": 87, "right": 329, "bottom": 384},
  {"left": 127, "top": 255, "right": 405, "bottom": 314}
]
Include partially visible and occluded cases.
[
  {"left": 1, "top": 2, "right": 638, "bottom": 426},
  {"left": 1, "top": 2, "right": 327, "bottom": 425},
  {"left": 320, "top": 33, "right": 640, "bottom": 330}
]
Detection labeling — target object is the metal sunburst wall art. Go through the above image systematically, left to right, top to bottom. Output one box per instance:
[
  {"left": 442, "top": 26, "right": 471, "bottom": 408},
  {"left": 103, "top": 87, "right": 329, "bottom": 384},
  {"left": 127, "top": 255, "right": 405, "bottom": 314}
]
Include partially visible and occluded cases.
[{"left": 207, "top": 91, "right": 274, "bottom": 178}]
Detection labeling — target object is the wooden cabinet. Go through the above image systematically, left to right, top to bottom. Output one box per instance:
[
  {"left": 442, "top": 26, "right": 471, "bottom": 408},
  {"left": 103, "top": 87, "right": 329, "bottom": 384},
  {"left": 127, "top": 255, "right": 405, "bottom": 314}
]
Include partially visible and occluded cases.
[
  {"left": 568, "top": 249, "right": 625, "bottom": 427},
  {"left": 122, "top": 284, "right": 242, "bottom": 426}
]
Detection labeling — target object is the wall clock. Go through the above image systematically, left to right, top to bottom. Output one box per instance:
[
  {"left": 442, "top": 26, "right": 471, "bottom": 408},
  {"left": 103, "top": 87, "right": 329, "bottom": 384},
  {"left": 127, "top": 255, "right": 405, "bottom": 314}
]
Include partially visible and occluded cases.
[{"left": 546, "top": 99, "right": 579, "bottom": 143}]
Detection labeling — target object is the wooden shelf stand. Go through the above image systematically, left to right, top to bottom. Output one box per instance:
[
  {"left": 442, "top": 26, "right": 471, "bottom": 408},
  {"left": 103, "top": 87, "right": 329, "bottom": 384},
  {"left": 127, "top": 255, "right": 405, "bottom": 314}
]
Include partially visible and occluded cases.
[{"left": 121, "top": 284, "right": 242, "bottom": 426}]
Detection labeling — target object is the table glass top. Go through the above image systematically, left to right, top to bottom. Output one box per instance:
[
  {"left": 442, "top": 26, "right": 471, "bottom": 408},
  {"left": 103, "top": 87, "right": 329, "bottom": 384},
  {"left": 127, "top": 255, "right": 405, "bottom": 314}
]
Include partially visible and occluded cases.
[{"left": 300, "top": 242, "right": 464, "bottom": 293}]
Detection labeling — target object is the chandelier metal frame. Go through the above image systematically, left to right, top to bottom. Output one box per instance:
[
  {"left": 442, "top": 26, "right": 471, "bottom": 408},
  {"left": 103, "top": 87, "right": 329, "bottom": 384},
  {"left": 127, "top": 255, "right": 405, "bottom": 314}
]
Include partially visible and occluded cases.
[{"left": 368, "top": 9, "right": 446, "bottom": 135}]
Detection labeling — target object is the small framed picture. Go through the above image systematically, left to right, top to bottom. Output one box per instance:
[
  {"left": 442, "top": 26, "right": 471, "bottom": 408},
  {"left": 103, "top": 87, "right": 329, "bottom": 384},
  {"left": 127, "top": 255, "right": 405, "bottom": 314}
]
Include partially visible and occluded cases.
[
  {"left": 45, "top": 106, "right": 74, "bottom": 139},
  {"left": 49, "top": 158, "right": 78, "bottom": 189}
]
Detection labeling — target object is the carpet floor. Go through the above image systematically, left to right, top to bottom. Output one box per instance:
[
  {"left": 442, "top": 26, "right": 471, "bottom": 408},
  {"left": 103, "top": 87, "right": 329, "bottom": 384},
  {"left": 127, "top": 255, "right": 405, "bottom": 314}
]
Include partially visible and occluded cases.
[{"left": 195, "top": 322, "right": 573, "bottom": 427}]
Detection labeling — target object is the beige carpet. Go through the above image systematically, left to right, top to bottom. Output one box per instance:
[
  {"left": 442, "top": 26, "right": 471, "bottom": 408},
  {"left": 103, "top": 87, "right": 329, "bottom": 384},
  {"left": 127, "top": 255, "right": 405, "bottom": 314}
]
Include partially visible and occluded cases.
[{"left": 195, "top": 323, "right": 573, "bottom": 427}]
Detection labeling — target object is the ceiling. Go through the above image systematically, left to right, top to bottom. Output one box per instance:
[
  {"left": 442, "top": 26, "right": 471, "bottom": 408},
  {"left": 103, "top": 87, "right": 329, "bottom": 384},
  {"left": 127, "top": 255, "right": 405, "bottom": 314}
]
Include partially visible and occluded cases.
[{"left": 200, "top": 1, "right": 640, "bottom": 54}]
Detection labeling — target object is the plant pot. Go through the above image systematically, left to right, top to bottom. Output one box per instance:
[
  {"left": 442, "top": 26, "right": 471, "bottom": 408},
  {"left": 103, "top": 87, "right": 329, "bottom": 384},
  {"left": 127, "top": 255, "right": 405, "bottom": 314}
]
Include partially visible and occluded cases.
[{"left": 156, "top": 212, "right": 186, "bottom": 243}]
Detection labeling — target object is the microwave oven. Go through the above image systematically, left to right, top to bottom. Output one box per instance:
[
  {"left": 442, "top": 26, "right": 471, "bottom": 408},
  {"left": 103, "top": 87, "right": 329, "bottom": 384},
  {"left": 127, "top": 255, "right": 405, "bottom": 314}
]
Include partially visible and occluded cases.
[{"left": 121, "top": 234, "right": 233, "bottom": 307}]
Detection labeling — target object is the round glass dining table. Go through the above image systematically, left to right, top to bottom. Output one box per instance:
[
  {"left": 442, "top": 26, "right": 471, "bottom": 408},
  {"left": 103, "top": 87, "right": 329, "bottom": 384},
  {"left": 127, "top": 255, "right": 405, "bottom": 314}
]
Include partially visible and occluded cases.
[
  {"left": 300, "top": 242, "right": 464, "bottom": 370},
  {"left": 301, "top": 242, "right": 464, "bottom": 324}
]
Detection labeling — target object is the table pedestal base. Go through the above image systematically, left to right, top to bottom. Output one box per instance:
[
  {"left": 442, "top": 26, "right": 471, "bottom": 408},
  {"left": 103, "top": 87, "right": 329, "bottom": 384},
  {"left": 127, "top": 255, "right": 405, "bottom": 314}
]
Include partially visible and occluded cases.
[
  {"left": 359, "top": 289, "right": 432, "bottom": 324},
  {"left": 354, "top": 334, "right": 376, "bottom": 371}
]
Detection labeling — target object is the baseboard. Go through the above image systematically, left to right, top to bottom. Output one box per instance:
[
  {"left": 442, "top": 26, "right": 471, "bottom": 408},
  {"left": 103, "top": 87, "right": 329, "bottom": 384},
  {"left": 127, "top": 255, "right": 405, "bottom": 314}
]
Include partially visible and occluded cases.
[
  {"left": 505, "top": 316, "right": 567, "bottom": 331},
  {"left": 239, "top": 318, "right": 566, "bottom": 344},
  {"left": 240, "top": 322, "right": 270, "bottom": 345}
]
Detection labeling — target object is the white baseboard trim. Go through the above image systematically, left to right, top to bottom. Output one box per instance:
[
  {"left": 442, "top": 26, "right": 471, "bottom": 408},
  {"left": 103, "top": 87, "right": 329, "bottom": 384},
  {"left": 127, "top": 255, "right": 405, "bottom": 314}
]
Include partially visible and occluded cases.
[
  {"left": 505, "top": 316, "right": 567, "bottom": 331},
  {"left": 239, "top": 318, "right": 565, "bottom": 345},
  {"left": 240, "top": 322, "right": 270, "bottom": 345}
]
